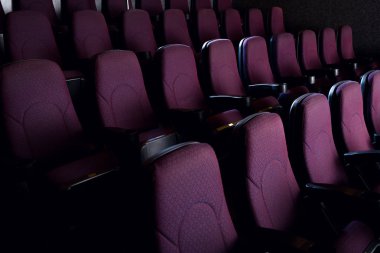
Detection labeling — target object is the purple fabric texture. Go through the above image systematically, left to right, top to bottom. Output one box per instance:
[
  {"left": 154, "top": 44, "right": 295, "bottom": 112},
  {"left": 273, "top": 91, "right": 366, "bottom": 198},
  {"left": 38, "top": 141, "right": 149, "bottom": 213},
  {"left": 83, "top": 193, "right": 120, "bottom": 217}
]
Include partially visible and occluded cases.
[
  {"left": 15, "top": 0, "right": 58, "bottom": 25},
  {"left": 64, "top": 0, "right": 96, "bottom": 17},
  {"left": 103, "top": 0, "right": 130, "bottom": 22},
  {"left": 137, "top": 0, "right": 163, "bottom": 16},
  {"left": 166, "top": 0, "right": 190, "bottom": 14},
  {"left": 191, "top": 0, "right": 212, "bottom": 13},
  {"left": 214, "top": 0, "right": 232, "bottom": 12},
  {"left": 269, "top": 6, "right": 285, "bottom": 35},
  {"left": 223, "top": 8, "right": 244, "bottom": 45},
  {"left": 122, "top": 9, "right": 157, "bottom": 56},
  {"left": 163, "top": 9, "right": 193, "bottom": 47},
  {"left": 197, "top": 9, "right": 220, "bottom": 48},
  {"left": 247, "top": 9, "right": 266, "bottom": 37},
  {"left": 6, "top": 10, "right": 62, "bottom": 64},
  {"left": 72, "top": 10, "right": 112, "bottom": 60},
  {"left": 338, "top": 25, "right": 355, "bottom": 61},
  {"left": 319, "top": 27, "right": 340, "bottom": 65},
  {"left": 298, "top": 29, "right": 323, "bottom": 71},
  {"left": 272, "top": 32, "right": 303, "bottom": 78},
  {"left": 240, "top": 36, "right": 275, "bottom": 83},
  {"left": 205, "top": 39, "right": 245, "bottom": 96},
  {"left": 158, "top": 44, "right": 206, "bottom": 110},
  {"left": 95, "top": 50, "right": 157, "bottom": 130},
  {"left": 0, "top": 59, "right": 83, "bottom": 160},
  {"left": 366, "top": 70, "right": 380, "bottom": 133},
  {"left": 333, "top": 81, "right": 372, "bottom": 151},
  {"left": 298, "top": 94, "right": 348, "bottom": 184},
  {"left": 241, "top": 113, "right": 300, "bottom": 230},
  {"left": 151, "top": 143, "right": 238, "bottom": 253},
  {"left": 334, "top": 221, "right": 374, "bottom": 253}
]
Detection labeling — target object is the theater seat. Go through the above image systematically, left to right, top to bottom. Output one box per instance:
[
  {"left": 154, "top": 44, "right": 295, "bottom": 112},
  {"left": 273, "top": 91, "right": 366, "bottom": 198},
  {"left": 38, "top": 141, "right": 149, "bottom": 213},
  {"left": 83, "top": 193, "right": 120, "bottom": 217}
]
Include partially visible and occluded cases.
[
  {"left": 267, "top": 6, "right": 285, "bottom": 36},
  {"left": 195, "top": 8, "right": 220, "bottom": 51},
  {"left": 221, "top": 8, "right": 244, "bottom": 47},
  {"left": 245, "top": 8, "right": 266, "bottom": 38},
  {"left": 162, "top": 9, "right": 193, "bottom": 48},
  {"left": 155, "top": 44, "right": 242, "bottom": 141},
  {"left": 229, "top": 112, "right": 380, "bottom": 253}
]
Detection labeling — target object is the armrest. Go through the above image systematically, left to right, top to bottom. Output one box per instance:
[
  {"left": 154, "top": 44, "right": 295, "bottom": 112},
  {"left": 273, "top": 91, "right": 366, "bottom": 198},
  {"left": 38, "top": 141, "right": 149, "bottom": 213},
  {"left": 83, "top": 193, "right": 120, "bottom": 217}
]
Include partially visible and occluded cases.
[
  {"left": 325, "top": 64, "right": 341, "bottom": 77},
  {"left": 247, "top": 83, "right": 287, "bottom": 97},
  {"left": 208, "top": 95, "right": 250, "bottom": 111},
  {"left": 168, "top": 108, "right": 207, "bottom": 124},
  {"left": 373, "top": 133, "right": 380, "bottom": 149},
  {"left": 344, "top": 150, "right": 380, "bottom": 165}
]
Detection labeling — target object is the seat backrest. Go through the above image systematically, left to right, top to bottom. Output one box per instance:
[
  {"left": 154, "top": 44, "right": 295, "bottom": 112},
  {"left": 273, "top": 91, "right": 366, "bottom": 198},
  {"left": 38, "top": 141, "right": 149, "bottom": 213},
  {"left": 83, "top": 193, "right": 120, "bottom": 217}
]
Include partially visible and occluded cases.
[
  {"left": 14, "top": 0, "right": 58, "bottom": 25},
  {"left": 63, "top": 0, "right": 97, "bottom": 20},
  {"left": 102, "top": 0, "right": 132, "bottom": 24},
  {"left": 135, "top": 0, "right": 163, "bottom": 17},
  {"left": 165, "top": 0, "right": 189, "bottom": 14},
  {"left": 190, "top": 0, "right": 212, "bottom": 14},
  {"left": 213, "top": 0, "right": 232, "bottom": 13},
  {"left": 268, "top": 6, "right": 285, "bottom": 36},
  {"left": 222, "top": 8, "right": 243, "bottom": 45},
  {"left": 245, "top": 8, "right": 266, "bottom": 38},
  {"left": 122, "top": 9, "right": 157, "bottom": 57},
  {"left": 162, "top": 9, "right": 193, "bottom": 48},
  {"left": 196, "top": 9, "right": 220, "bottom": 49},
  {"left": 5, "top": 10, "right": 62, "bottom": 64},
  {"left": 72, "top": 10, "right": 112, "bottom": 60},
  {"left": 337, "top": 24, "right": 356, "bottom": 61},
  {"left": 318, "top": 27, "right": 340, "bottom": 66},
  {"left": 297, "top": 29, "right": 323, "bottom": 72},
  {"left": 270, "top": 32, "right": 303, "bottom": 80},
  {"left": 238, "top": 36, "right": 275, "bottom": 85},
  {"left": 202, "top": 39, "right": 245, "bottom": 96},
  {"left": 156, "top": 44, "right": 206, "bottom": 110},
  {"left": 95, "top": 50, "right": 157, "bottom": 130},
  {"left": 0, "top": 59, "right": 83, "bottom": 160},
  {"left": 361, "top": 70, "right": 380, "bottom": 135},
  {"left": 328, "top": 81, "right": 373, "bottom": 154},
  {"left": 289, "top": 93, "right": 348, "bottom": 186},
  {"left": 233, "top": 112, "right": 300, "bottom": 231},
  {"left": 148, "top": 142, "right": 238, "bottom": 253}
]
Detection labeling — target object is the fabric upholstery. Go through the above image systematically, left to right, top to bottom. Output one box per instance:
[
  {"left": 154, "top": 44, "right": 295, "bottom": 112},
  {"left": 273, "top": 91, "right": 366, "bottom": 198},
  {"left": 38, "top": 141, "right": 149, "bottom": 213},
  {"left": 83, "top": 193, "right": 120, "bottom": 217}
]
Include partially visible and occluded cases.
[
  {"left": 15, "top": 0, "right": 58, "bottom": 25},
  {"left": 64, "top": 0, "right": 96, "bottom": 17},
  {"left": 136, "top": 0, "right": 163, "bottom": 16},
  {"left": 165, "top": 0, "right": 190, "bottom": 14},
  {"left": 191, "top": 0, "right": 211, "bottom": 13},
  {"left": 214, "top": 0, "right": 232, "bottom": 12},
  {"left": 269, "top": 6, "right": 285, "bottom": 35},
  {"left": 223, "top": 8, "right": 243, "bottom": 45},
  {"left": 246, "top": 8, "right": 266, "bottom": 37},
  {"left": 163, "top": 9, "right": 193, "bottom": 47},
  {"left": 197, "top": 9, "right": 220, "bottom": 48},
  {"left": 72, "top": 10, "right": 112, "bottom": 60},
  {"left": 337, "top": 25, "right": 355, "bottom": 61},
  {"left": 319, "top": 27, "right": 340, "bottom": 66},
  {"left": 298, "top": 29, "right": 323, "bottom": 71},
  {"left": 364, "top": 70, "right": 380, "bottom": 134},
  {"left": 151, "top": 142, "right": 238, "bottom": 253},
  {"left": 334, "top": 221, "right": 374, "bottom": 253}
]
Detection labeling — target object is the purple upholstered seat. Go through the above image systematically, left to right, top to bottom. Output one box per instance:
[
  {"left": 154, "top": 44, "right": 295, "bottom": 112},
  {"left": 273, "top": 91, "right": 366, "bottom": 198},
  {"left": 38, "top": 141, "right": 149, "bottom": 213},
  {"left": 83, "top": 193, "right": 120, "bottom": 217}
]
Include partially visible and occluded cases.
[
  {"left": 14, "top": 0, "right": 59, "bottom": 26},
  {"left": 63, "top": 0, "right": 96, "bottom": 22},
  {"left": 102, "top": 0, "right": 132, "bottom": 25},
  {"left": 135, "top": 0, "right": 163, "bottom": 19},
  {"left": 165, "top": 0, "right": 190, "bottom": 15},
  {"left": 213, "top": 0, "right": 232, "bottom": 13},
  {"left": 268, "top": 6, "right": 285, "bottom": 36},
  {"left": 221, "top": 8, "right": 243, "bottom": 46},
  {"left": 245, "top": 8, "right": 266, "bottom": 38},
  {"left": 122, "top": 9, "right": 157, "bottom": 58},
  {"left": 162, "top": 9, "right": 193, "bottom": 48},
  {"left": 196, "top": 9, "right": 220, "bottom": 50},
  {"left": 5, "top": 10, "right": 62, "bottom": 64},
  {"left": 72, "top": 10, "right": 112, "bottom": 60},
  {"left": 202, "top": 38, "right": 280, "bottom": 112},
  {"left": 155, "top": 44, "right": 242, "bottom": 137},
  {"left": 0, "top": 59, "right": 117, "bottom": 191},
  {"left": 361, "top": 70, "right": 380, "bottom": 136},
  {"left": 231, "top": 112, "right": 377, "bottom": 252},
  {"left": 147, "top": 142, "right": 239, "bottom": 253}
]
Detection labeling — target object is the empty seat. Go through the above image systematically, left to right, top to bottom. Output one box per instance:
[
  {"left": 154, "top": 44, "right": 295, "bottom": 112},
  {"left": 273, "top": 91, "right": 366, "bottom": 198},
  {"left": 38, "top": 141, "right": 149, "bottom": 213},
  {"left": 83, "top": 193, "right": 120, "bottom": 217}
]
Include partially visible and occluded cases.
[
  {"left": 13, "top": 0, "right": 59, "bottom": 26},
  {"left": 63, "top": 0, "right": 97, "bottom": 22},
  {"left": 165, "top": 0, "right": 190, "bottom": 16},
  {"left": 213, "top": 0, "right": 232, "bottom": 13},
  {"left": 268, "top": 6, "right": 285, "bottom": 36},
  {"left": 195, "top": 8, "right": 220, "bottom": 50},
  {"left": 221, "top": 8, "right": 244, "bottom": 47},
  {"left": 245, "top": 8, "right": 266, "bottom": 38},
  {"left": 122, "top": 9, "right": 157, "bottom": 59},
  {"left": 162, "top": 9, "right": 193, "bottom": 48},
  {"left": 72, "top": 10, "right": 112, "bottom": 62},
  {"left": 318, "top": 27, "right": 354, "bottom": 80},
  {"left": 239, "top": 36, "right": 308, "bottom": 113},
  {"left": 201, "top": 38, "right": 281, "bottom": 113},
  {"left": 155, "top": 44, "right": 242, "bottom": 140},
  {"left": 94, "top": 50, "right": 178, "bottom": 162},
  {"left": 0, "top": 59, "right": 118, "bottom": 192},
  {"left": 360, "top": 70, "right": 380, "bottom": 137},
  {"left": 230, "top": 111, "right": 379, "bottom": 253}
]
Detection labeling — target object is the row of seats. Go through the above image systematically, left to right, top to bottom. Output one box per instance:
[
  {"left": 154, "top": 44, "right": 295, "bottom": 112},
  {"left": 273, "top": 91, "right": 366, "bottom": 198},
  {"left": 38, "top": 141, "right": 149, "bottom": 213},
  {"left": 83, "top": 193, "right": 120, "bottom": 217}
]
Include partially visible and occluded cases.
[{"left": 0, "top": 52, "right": 380, "bottom": 252}]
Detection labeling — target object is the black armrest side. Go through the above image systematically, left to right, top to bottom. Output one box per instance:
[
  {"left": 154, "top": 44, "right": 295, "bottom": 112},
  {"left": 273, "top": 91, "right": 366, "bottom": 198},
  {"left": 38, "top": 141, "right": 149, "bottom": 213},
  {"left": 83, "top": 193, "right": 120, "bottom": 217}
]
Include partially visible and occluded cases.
[
  {"left": 247, "top": 83, "right": 287, "bottom": 98},
  {"left": 208, "top": 95, "right": 250, "bottom": 112},
  {"left": 344, "top": 150, "right": 380, "bottom": 165}
]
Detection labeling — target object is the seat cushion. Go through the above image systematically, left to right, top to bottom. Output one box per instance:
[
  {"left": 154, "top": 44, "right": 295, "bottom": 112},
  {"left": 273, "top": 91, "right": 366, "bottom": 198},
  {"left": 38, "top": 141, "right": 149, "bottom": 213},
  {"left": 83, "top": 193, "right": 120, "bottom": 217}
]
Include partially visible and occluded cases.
[{"left": 335, "top": 221, "right": 374, "bottom": 253}]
